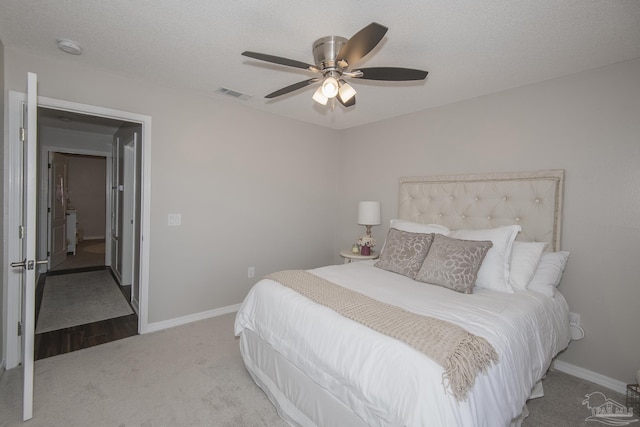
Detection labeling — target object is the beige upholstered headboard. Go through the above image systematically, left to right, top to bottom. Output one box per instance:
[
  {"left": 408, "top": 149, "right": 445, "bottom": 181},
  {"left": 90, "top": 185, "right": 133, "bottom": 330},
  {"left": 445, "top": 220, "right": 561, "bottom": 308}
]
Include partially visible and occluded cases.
[{"left": 398, "top": 170, "right": 564, "bottom": 251}]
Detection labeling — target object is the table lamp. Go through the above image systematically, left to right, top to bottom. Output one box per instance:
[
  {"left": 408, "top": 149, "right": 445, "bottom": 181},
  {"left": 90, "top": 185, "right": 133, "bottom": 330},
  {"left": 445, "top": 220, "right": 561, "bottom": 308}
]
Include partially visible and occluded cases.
[{"left": 358, "top": 201, "right": 381, "bottom": 238}]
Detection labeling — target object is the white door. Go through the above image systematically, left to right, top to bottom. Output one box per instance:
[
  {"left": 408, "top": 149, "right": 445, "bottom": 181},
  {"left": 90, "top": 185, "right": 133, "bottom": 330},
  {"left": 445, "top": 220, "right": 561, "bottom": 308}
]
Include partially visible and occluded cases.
[
  {"left": 9, "top": 72, "right": 39, "bottom": 421},
  {"left": 111, "top": 136, "right": 121, "bottom": 279},
  {"left": 121, "top": 136, "right": 136, "bottom": 288},
  {"left": 49, "top": 152, "right": 69, "bottom": 268}
]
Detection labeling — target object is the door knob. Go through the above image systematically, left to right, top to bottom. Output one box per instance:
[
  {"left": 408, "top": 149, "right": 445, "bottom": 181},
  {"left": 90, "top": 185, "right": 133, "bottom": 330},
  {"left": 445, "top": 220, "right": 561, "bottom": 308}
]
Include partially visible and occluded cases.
[
  {"left": 10, "top": 259, "right": 48, "bottom": 270},
  {"left": 10, "top": 259, "right": 26, "bottom": 269}
]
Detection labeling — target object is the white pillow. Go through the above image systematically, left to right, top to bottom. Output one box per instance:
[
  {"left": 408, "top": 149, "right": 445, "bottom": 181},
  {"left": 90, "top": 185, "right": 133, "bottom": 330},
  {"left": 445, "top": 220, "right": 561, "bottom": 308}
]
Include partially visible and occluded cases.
[
  {"left": 389, "top": 219, "right": 450, "bottom": 235},
  {"left": 381, "top": 220, "right": 450, "bottom": 254},
  {"left": 449, "top": 225, "right": 521, "bottom": 292},
  {"left": 509, "top": 241, "right": 548, "bottom": 291},
  {"left": 527, "top": 251, "right": 570, "bottom": 297}
]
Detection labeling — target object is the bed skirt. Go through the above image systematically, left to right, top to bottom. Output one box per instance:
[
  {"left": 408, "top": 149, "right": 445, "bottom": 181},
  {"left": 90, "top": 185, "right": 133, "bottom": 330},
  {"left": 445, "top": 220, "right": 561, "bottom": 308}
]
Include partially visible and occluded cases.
[
  {"left": 239, "top": 329, "right": 533, "bottom": 427},
  {"left": 239, "top": 329, "right": 370, "bottom": 427}
]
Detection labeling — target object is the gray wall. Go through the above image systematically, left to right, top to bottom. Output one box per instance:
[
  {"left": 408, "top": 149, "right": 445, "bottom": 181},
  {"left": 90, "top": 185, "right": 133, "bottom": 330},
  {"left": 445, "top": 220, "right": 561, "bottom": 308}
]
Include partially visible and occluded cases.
[
  {"left": 335, "top": 58, "right": 640, "bottom": 385},
  {"left": 65, "top": 154, "right": 107, "bottom": 240}
]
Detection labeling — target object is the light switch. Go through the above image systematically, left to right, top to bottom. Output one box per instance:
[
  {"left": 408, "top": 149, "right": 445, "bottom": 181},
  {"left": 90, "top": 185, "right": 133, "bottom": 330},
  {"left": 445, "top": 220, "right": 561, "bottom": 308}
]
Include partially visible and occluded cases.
[{"left": 168, "top": 214, "right": 181, "bottom": 226}]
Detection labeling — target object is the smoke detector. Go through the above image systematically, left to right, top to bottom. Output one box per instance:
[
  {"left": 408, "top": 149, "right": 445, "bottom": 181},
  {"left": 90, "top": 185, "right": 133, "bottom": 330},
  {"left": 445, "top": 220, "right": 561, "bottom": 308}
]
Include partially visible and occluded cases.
[{"left": 57, "top": 39, "right": 82, "bottom": 55}]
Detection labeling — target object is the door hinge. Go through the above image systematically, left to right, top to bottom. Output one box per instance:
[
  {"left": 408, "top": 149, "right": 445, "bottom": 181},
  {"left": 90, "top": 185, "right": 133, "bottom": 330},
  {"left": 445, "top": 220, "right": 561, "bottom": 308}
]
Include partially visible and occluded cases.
[
  {"left": 19, "top": 127, "right": 25, "bottom": 142},
  {"left": 48, "top": 163, "right": 52, "bottom": 169},
  {"left": 48, "top": 207, "right": 51, "bottom": 213},
  {"left": 18, "top": 225, "right": 25, "bottom": 239},
  {"left": 47, "top": 251, "right": 51, "bottom": 256},
  {"left": 18, "top": 322, "right": 23, "bottom": 337}
]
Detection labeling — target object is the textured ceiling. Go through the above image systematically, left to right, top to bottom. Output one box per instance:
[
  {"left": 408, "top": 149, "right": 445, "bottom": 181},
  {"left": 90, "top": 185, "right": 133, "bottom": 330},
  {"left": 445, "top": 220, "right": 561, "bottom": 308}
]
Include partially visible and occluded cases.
[{"left": 1, "top": 0, "right": 639, "bottom": 130}]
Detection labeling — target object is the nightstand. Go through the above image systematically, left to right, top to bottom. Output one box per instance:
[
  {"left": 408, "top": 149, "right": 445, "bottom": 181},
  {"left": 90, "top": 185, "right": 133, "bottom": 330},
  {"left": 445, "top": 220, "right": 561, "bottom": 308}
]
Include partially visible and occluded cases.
[{"left": 340, "top": 249, "right": 379, "bottom": 264}]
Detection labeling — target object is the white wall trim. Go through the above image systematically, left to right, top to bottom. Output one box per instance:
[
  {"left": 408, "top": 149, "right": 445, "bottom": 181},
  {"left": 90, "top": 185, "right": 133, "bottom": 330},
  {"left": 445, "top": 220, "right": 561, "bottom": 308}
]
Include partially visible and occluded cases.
[
  {"left": 144, "top": 304, "right": 241, "bottom": 334},
  {"left": 553, "top": 360, "right": 627, "bottom": 395}
]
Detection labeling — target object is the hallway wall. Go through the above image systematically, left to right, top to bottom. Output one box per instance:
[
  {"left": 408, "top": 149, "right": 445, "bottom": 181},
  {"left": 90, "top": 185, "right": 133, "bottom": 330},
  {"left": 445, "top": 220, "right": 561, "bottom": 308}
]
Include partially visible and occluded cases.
[{"left": 65, "top": 154, "right": 106, "bottom": 240}]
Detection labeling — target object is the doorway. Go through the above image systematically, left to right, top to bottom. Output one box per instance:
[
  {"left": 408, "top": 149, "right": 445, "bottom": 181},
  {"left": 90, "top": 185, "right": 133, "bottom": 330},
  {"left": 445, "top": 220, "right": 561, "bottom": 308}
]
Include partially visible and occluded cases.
[
  {"left": 4, "top": 92, "right": 152, "bottom": 371},
  {"left": 34, "top": 108, "right": 142, "bottom": 358},
  {"left": 48, "top": 152, "right": 107, "bottom": 271}
]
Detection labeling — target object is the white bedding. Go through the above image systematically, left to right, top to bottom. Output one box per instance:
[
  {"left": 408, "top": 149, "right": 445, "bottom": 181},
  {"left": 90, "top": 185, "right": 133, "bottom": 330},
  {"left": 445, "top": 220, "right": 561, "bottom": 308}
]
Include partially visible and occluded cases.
[{"left": 234, "top": 260, "right": 571, "bottom": 427}]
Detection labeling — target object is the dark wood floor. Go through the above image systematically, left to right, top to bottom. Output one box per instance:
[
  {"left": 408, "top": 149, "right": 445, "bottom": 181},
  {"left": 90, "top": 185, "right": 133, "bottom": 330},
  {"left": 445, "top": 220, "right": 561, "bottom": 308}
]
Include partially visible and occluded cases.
[{"left": 34, "top": 266, "right": 138, "bottom": 360}]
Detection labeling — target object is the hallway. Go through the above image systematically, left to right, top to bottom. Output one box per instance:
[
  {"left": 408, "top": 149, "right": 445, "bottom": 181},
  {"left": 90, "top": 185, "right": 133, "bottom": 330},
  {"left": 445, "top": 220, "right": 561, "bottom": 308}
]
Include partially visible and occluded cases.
[
  {"left": 51, "top": 239, "right": 106, "bottom": 271},
  {"left": 35, "top": 240, "right": 138, "bottom": 359}
]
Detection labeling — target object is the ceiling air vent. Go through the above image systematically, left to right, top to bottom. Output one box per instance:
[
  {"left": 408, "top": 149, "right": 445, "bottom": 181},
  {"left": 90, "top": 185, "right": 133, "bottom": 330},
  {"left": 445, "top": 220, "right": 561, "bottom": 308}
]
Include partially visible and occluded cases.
[{"left": 215, "top": 87, "right": 251, "bottom": 101}]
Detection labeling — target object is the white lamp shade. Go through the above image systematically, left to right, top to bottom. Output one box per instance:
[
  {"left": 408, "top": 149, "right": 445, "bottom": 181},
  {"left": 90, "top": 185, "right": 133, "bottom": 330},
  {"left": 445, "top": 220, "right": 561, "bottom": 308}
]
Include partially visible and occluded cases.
[
  {"left": 321, "top": 77, "right": 339, "bottom": 98},
  {"left": 338, "top": 81, "right": 356, "bottom": 103},
  {"left": 312, "top": 86, "right": 328, "bottom": 105},
  {"left": 358, "top": 201, "right": 381, "bottom": 225}
]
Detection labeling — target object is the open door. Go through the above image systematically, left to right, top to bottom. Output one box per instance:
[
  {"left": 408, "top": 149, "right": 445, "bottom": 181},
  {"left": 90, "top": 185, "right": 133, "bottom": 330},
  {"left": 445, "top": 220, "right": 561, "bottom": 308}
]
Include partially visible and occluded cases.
[
  {"left": 9, "top": 72, "right": 40, "bottom": 420},
  {"left": 121, "top": 135, "right": 136, "bottom": 287},
  {"left": 48, "top": 152, "right": 69, "bottom": 269}
]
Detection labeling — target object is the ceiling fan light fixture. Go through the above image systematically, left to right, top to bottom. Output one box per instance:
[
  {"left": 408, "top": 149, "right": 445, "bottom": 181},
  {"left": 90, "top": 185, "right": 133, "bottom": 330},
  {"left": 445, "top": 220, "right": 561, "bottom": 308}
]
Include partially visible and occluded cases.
[
  {"left": 321, "top": 77, "right": 339, "bottom": 98},
  {"left": 338, "top": 81, "right": 356, "bottom": 103},
  {"left": 312, "top": 86, "right": 329, "bottom": 105}
]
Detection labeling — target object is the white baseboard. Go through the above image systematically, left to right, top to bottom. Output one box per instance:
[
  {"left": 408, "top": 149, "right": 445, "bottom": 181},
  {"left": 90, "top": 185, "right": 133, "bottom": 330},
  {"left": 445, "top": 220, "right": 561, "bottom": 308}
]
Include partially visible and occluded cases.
[
  {"left": 83, "top": 235, "right": 105, "bottom": 241},
  {"left": 143, "top": 303, "right": 241, "bottom": 334},
  {"left": 553, "top": 360, "right": 627, "bottom": 395}
]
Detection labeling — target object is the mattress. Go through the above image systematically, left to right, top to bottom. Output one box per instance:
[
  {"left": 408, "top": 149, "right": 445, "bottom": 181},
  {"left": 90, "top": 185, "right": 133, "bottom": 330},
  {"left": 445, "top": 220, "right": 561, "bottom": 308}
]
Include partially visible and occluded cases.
[{"left": 235, "top": 260, "right": 571, "bottom": 426}]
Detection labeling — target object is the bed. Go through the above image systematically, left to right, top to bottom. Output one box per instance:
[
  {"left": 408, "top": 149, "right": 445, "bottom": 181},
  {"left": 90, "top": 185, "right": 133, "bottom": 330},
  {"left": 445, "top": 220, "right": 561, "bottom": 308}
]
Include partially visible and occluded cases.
[{"left": 235, "top": 170, "right": 571, "bottom": 427}]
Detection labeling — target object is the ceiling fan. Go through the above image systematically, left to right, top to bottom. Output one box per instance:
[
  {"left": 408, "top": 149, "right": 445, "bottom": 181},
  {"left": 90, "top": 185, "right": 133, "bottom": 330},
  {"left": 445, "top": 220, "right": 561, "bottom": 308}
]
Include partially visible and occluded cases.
[{"left": 241, "top": 22, "right": 428, "bottom": 107}]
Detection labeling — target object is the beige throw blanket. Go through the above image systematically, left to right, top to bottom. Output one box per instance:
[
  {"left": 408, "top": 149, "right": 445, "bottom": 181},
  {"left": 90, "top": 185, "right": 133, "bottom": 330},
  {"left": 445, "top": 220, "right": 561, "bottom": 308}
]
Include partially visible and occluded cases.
[{"left": 265, "top": 270, "right": 499, "bottom": 401}]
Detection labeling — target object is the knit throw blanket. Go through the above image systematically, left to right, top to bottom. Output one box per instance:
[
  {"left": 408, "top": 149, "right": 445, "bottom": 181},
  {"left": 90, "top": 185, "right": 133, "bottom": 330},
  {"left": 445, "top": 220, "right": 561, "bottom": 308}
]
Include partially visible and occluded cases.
[{"left": 265, "top": 270, "right": 499, "bottom": 401}]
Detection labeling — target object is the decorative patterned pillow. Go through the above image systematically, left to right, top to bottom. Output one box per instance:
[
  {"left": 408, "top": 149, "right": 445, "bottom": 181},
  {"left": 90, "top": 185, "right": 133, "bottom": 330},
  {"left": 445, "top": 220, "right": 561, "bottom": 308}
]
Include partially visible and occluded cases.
[
  {"left": 374, "top": 229, "right": 435, "bottom": 279},
  {"left": 415, "top": 234, "right": 493, "bottom": 293}
]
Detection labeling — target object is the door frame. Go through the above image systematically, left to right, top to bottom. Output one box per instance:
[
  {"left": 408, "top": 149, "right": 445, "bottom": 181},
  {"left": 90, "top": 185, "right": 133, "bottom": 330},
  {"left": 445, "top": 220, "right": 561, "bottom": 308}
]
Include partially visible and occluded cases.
[
  {"left": 4, "top": 92, "right": 152, "bottom": 368},
  {"left": 42, "top": 149, "right": 113, "bottom": 271},
  {"left": 47, "top": 152, "right": 70, "bottom": 270}
]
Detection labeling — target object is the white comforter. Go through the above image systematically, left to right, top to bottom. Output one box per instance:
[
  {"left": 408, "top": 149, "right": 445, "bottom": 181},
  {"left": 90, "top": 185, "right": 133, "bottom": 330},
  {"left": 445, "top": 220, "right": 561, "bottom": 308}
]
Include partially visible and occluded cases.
[{"left": 234, "top": 260, "right": 570, "bottom": 427}]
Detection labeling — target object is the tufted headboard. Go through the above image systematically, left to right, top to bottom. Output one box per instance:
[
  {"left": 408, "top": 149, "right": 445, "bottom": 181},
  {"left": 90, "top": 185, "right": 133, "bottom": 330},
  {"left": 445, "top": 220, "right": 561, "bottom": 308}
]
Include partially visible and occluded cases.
[{"left": 398, "top": 170, "right": 564, "bottom": 251}]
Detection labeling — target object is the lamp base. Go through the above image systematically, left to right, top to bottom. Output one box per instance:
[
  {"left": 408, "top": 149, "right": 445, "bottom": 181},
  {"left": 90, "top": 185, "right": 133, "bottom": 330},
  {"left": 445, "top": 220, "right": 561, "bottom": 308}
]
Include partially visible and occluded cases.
[{"left": 365, "top": 225, "right": 373, "bottom": 237}]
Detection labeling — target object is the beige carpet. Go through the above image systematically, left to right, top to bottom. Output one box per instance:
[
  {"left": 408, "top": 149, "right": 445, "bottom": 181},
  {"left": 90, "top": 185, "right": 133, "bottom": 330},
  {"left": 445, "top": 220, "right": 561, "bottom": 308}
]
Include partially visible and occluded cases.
[
  {"left": 36, "top": 270, "right": 133, "bottom": 333},
  {"left": 0, "top": 312, "right": 629, "bottom": 426},
  {"left": 1, "top": 313, "right": 285, "bottom": 427}
]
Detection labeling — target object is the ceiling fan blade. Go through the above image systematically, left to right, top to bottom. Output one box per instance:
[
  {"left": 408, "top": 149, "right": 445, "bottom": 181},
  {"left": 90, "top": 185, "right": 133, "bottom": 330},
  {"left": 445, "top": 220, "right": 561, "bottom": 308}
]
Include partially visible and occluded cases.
[
  {"left": 336, "top": 22, "right": 388, "bottom": 67},
  {"left": 242, "top": 51, "right": 317, "bottom": 71},
  {"left": 356, "top": 67, "right": 428, "bottom": 81},
  {"left": 265, "top": 79, "right": 319, "bottom": 98},
  {"left": 337, "top": 94, "right": 356, "bottom": 108}
]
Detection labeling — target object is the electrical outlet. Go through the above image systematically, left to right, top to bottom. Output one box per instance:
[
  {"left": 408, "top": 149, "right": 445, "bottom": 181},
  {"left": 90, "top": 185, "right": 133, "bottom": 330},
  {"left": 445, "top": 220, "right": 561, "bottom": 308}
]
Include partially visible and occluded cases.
[
  {"left": 168, "top": 214, "right": 181, "bottom": 226},
  {"left": 248, "top": 267, "right": 255, "bottom": 278},
  {"left": 569, "top": 312, "right": 581, "bottom": 325}
]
